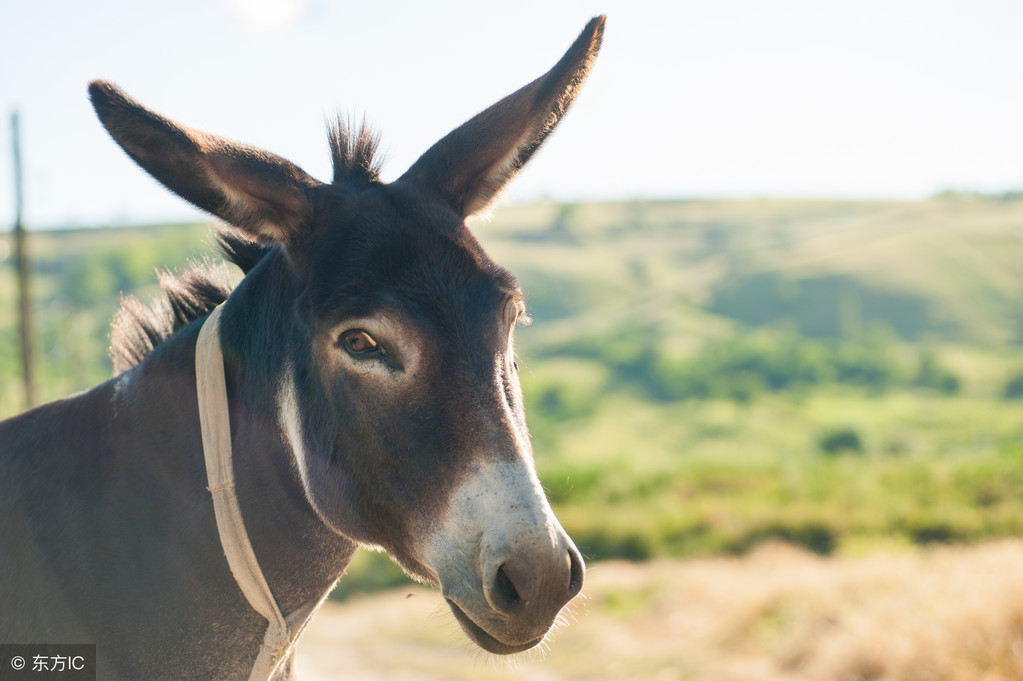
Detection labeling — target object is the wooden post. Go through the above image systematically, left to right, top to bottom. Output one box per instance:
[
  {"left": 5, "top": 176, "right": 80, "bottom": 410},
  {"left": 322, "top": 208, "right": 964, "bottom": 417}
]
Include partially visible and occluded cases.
[{"left": 11, "top": 111, "right": 34, "bottom": 409}]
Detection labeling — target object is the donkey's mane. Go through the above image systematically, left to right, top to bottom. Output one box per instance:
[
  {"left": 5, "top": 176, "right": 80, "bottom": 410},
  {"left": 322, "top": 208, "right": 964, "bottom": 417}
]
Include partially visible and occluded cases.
[{"left": 109, "top": 231, "right": 270, "bottom": 375}]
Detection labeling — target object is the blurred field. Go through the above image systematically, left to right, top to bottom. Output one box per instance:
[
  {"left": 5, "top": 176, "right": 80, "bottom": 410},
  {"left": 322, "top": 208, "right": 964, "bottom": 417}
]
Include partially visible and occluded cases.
[{"left": 296, "top": 539, "right": 1023, "bottom": 681}]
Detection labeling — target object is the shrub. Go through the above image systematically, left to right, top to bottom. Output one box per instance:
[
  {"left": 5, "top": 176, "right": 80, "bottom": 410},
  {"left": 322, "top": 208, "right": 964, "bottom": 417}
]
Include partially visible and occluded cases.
[
  {"left": 542, "top": 325, "right": 935, "bottom": 405},
  {"left": 914, "top": 350, "right": 961, "bottom": 395},
  {"left": 1004, "top": 371, "right": 1023, "bottom": 399},
  {"left": 818, "top": 427, "right": 864, "bottom": 456},
  {"left": 730, "top": 522, "right": 837, "bottom": 556}
]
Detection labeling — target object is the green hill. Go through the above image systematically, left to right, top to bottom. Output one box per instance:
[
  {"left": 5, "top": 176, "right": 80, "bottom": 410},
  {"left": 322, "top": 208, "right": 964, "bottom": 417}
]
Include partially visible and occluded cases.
[{"left": 479, "top": 198, "right": 1023, "bottom": 349}]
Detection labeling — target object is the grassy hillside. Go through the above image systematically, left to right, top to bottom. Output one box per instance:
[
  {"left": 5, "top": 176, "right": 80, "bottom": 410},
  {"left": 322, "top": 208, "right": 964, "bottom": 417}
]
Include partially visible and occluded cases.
[
  {"left": 3, "top": 197, "right": 1023, "bottom": 588},
  {"left": 471, "top": 197, "right": 1023, "bottom": 560},
  {"left": 481, "top": 198, "right": 1023, "bottom": 349}
]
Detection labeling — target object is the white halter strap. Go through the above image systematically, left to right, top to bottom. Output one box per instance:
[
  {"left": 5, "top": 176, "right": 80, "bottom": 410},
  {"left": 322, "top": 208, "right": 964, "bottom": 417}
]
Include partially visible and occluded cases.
[{"left": 196, "top": 304, "right": 296, "bottom": 681}]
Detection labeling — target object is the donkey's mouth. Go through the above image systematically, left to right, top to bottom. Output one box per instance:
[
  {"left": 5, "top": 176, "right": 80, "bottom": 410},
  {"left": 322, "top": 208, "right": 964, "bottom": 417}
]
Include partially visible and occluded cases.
[{"left": 445, "top": 599, "right": 545, "bottom": 655}]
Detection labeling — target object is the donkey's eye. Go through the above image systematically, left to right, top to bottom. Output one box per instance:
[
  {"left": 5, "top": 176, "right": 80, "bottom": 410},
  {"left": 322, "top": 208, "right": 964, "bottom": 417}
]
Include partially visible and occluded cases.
[{"left": 340, "top": 329, "right": 380, "bottom": 357}]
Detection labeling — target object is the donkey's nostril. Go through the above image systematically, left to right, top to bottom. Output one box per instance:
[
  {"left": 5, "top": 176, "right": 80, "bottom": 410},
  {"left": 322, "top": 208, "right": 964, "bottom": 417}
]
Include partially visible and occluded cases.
[
  {"left": 483, "top": 542, "right": 585, "bottom": 620},
  {"left": 567, "top": 546, "right": 585, "bottom": 598},
  {"left": 493, "top": 564, "right": 522, "bottom": 612}
]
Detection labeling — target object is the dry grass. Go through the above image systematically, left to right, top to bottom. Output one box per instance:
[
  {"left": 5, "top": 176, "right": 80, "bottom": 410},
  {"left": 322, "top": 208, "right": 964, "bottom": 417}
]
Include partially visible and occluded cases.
[{"left": 295, "top": 540, "right": 1023, "bottom": 680}]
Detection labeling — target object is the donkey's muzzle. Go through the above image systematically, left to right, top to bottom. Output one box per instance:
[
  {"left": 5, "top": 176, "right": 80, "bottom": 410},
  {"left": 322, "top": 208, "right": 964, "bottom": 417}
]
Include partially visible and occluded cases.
[
  {"left": 423, "top": 458, "right": 587, "bottom": 654},
  {"left": 447, "top": 533, "right": 585, "bottom": 654}
]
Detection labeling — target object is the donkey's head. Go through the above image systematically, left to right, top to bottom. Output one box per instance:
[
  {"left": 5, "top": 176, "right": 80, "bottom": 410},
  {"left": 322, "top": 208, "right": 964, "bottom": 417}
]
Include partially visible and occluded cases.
[{"left": 90, "top": 17, "right": 603, "bottom": 654}]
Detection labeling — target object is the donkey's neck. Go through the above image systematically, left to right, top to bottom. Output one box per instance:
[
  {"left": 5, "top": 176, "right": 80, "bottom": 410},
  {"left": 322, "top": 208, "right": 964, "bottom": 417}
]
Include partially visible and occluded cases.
[
  {"left": 207, "top": 251, "right": 358, "bottom": 615},
  {"left": 90, "top": 252, "right": 356, "bottom": 677}
]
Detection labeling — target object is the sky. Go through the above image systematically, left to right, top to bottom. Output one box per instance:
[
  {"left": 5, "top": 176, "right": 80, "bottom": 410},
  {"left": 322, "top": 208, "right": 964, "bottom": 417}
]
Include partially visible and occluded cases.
[{"left": 1, "top": 0, "right": 1021, "bottom": 229}]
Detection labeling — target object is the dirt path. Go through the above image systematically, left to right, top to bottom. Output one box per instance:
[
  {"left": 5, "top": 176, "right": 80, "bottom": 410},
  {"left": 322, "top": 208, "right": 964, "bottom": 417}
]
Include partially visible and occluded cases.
[{"left": 294, "top": 540, "right": 1023, "bottom": 680}]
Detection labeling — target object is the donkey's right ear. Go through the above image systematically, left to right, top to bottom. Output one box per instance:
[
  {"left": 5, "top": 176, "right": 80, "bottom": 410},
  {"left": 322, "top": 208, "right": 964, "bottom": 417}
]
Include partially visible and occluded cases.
[{"left": 88, "top": 80, "right": 320, "bottom": 245}]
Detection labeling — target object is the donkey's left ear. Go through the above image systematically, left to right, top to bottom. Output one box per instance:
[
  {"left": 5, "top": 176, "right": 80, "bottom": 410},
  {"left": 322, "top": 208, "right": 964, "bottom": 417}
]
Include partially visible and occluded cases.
[
  {"left": 398, "top": 16, "right": 605, "bottom": 218},
  {"left": 89, "top": 80, "right": 320, "bottom": 245}
]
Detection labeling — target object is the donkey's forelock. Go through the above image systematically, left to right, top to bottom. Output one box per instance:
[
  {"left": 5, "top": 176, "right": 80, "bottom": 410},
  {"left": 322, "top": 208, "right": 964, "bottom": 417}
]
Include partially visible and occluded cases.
[{"left": 328, "top": 116, "right": 384, "bottom": 185}]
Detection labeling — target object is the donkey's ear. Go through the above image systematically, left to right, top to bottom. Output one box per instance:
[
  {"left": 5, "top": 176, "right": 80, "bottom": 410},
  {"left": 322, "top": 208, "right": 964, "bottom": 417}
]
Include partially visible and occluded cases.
[
  {"left": 398, "top": 16, "right": 605, "bottom": 218},
  {"left": 88, "top": 81, "right": 320, "bottom": 244}
]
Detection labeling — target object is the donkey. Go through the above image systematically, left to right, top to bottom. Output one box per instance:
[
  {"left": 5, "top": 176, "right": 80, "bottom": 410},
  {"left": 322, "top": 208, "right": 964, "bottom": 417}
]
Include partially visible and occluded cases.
[{"left": 0, "top": 16, "right": 604, "bottom": 681}]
